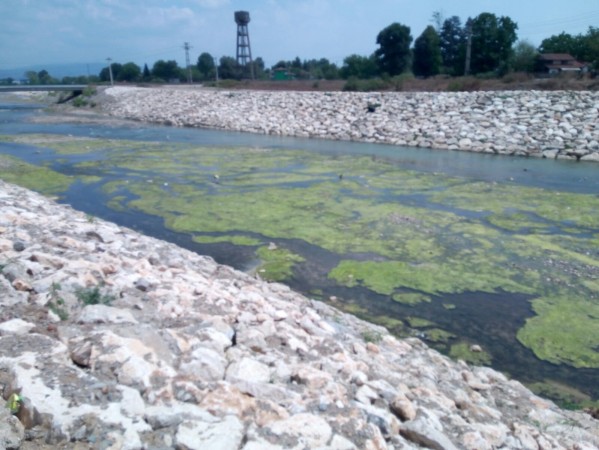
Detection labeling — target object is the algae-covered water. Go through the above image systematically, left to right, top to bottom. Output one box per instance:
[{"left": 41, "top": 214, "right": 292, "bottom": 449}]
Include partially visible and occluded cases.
[{"left": 1, "top": 100, "right": 598, "bottom": 407}]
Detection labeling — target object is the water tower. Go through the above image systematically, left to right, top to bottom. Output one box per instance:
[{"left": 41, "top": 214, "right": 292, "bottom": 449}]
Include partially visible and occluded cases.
[{"left": 235, "top": 11, "right": 254, "bottom": 78}]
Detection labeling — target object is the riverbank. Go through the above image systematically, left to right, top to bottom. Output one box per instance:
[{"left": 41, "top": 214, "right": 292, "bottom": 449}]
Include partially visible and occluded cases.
[
  {"left": 97, "top": 86, "right": 599, "bottom": 162},
  {"left": 1, "top": 178, "right": 598, "bottom": 449}
]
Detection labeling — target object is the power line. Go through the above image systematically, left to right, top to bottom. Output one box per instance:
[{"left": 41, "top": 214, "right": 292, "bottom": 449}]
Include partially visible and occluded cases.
[{"left": 183, "top": 42, "right": 193, "bottom": 83}]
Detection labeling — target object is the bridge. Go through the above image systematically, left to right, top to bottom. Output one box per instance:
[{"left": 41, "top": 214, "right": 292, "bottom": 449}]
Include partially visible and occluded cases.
[
  {"left": 0, "top": 84, "right": 88, "bottom": 103},
  {"left": 0, "top": 84, "right": 88, "bottom": 92}
]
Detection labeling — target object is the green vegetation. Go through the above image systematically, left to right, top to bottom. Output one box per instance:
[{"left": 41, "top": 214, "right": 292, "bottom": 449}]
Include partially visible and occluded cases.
[
  {"left": 0, "top": 154, "right": 74, "bottom": 194},
  {"left": 255, "top": 245, "right": 305, "bottom": 282},
  {"left": 47, "top": 282, "right": 69, "bottom": 321},
  {"left": 76, "top": 286, "right": 115, "bottom": 306},
  {"left": 361, "top": 329, "right": 383, "bottom": 344},
  {"left": 449, "top": 342, "right": 492, "bottom": 366},
  {"left": 528, "top": 380, "right": 599, "bottom": 411}
]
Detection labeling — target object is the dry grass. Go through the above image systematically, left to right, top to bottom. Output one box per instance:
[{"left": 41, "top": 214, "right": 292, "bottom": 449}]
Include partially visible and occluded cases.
[{"left": 215, "top": 73, "right": 598, "bottom": 92}]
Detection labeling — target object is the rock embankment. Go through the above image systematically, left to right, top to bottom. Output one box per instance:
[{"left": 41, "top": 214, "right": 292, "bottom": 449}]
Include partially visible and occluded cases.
[
  {"left": 101, "top": 86, "right": 599, "bottom": 162},
  {"left": 1, "top": 179, "right": 598, "bottom": 449}
]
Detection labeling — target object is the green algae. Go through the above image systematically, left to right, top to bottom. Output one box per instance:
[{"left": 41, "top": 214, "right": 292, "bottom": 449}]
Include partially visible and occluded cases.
[
  {"left": 94, "top": 142, "right": 598, "bottom": 371},
  {"left": 0, "top": 154, "right": 74, "bottom": 195},
  {"left": 193, "top": 235, "right": 263, "bottom": 246},
  {"left": 254, "top": 245, "right": 305, "bottom": 282},
  {"left": 392, "top": 292, "right": 431, "bottom": 305},
  {"left": 517, "top": 293, "right": 599, "bottom": 368},
  {"left": 405, "top": 316, "right": 435, "bottom": 328},
  {"left": 424, "top": 328, "right": 456, "bottom": 343},
  {"left": 449, "top": 342, "right": 492, "bottom": 366},
  {"left": 528, "top": 380, "right": 599, "bottom": 410}
]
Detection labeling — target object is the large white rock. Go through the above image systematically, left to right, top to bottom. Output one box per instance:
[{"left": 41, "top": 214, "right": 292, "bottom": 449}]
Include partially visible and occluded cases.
[{"left": 176, "top": 415, "right": 244, "bottom": 450}]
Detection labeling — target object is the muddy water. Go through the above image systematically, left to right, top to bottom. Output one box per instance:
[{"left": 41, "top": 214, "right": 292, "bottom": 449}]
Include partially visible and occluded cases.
[{"left": 1, "top": 99, "right": 598, "bottom": 404}]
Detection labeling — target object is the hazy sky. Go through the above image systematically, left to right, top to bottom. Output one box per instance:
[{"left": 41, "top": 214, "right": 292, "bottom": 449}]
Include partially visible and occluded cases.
[{"left": 1, "top": 0, "right": 597, "bottom": 71}]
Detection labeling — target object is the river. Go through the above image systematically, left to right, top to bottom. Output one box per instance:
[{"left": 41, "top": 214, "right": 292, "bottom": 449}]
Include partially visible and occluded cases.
[{"left": 1, "top": 96, "right": 598, "bottom": 407}]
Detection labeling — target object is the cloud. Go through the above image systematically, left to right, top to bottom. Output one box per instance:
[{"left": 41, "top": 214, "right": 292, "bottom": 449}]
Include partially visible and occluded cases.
[{"left": 191, "top": 0, "right": 230, "bottom": 8}]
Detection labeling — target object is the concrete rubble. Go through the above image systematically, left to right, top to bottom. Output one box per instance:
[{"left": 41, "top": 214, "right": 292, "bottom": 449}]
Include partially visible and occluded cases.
[
  {"left": 101, "top": 87, "right": 599, "bottom": 162},
  {"left": 1, "top": 177, "right": 598, "bottom": 448}
]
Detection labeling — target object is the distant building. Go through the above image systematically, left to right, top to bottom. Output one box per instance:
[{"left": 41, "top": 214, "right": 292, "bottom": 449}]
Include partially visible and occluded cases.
[
  {"left": 537, "top": 53, "right": 586, "bottom": 75},
  {"left": 272, "top": 68, "right": 293, "bottom": 81}
]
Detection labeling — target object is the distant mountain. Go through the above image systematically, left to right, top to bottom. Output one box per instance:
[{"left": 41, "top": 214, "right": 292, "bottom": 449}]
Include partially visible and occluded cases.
[{"left": 0, "top": 62, "right": 107, "bottom": 80}]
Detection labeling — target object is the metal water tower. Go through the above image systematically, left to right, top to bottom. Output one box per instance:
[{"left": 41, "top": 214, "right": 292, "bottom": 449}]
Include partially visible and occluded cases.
[{"left": 235, "top": 11, "right": 254, "bottom": 78}]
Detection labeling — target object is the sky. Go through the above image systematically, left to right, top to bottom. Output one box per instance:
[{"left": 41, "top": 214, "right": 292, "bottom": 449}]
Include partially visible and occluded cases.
[{"left": 1, "top": 0, "right": 597, "bottom": 74}]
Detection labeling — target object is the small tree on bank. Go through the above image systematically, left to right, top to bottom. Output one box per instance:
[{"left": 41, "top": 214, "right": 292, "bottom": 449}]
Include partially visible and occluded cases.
[
  {"left": 375, "top": 23, "right": 413, "bottom": 76},
  {"left": 413, "top": 25, "right": 442, "bottom": 77}
]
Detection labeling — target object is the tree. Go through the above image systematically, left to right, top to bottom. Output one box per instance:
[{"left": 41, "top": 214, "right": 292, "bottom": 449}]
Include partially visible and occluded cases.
[
  {"left": 470, "top": 13, "right": 518, "bottom": 75},
  {"left": 439, "top": 16, "right": 466, "bottom": 75},
  {"left": 375, "top": 23, "right": 412, "bottom": 76},
  {"left": 413, "top": 25, "right": 442, "bottom": 77},
  {"left": 540, "top": 27, "right": 599, "bottom": 70},
  {"left": 581, "top": 27, "right": 599, "bottom": 69},
  {"left": 538, "top": 32, "right": 578, "bottom": 55},
  {"left": 511, "top": 40, "right": 538, "bottom": 73},
  {"left": 197, "top": 52, "right": 216, "bottom": 80},
  {"left": 340, "top": 54, "right": 378, "bottom": 79},
  {"left": 218, "top": 56, "right": 242, "bottom": 80},
  {"left": 251, "top": 57, "right": 267, "bottom": 79},
  {"left": 300, "top": 58, "right": 339, "bottom": 80},
  {"left": 152, "top": 60, "right": 180, "bottom": 81},
  {"left": 117, "top": 62, "right": 141, "bottom": 82},
  {"left": 100, "top": 63, "right": 122, "bottom": 83},
  {"left": 142, "top": 64, "right": 151, "bottom": 80},
  {"left": 25, "top": 71, "right": 39, "bottom": 84}
]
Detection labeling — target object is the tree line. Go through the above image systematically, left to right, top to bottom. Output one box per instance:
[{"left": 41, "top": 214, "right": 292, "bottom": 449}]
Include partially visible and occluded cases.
[{"left": 2, "top": 11, "right": 597, "bottom": 86}]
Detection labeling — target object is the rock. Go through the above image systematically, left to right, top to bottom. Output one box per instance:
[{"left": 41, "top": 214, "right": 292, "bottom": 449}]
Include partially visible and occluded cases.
[
  {"left": 77, "top": 304, "right": 138, "bottom": 324},
  {"left": 0, "top": 318, "right": 36, "bottom": 335},
  {"left": 226, "top": 357, "right": 271, "bottom": 384},
  {"left": 390, "top": 395, "right": 417, "bottom": 422},
  {"left": 0, "top": 407, "right": 25, "bottom": 449},
  {"left": 267, "top": 413, "right": 333, "bottom": 448},
  {"left": 400, "top": 414, "right": 459, "bottom": 450},
  {"left": 176, "top": 415, "right": 244, "bottom": 450}
]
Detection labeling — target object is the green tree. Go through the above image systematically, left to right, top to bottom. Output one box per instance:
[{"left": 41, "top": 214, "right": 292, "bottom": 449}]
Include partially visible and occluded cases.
[
  {"left": 470, "top": 12, "right": 518, "bottom": 75},
  {"left": 439, "top": 16, "right": 466, "bottom": 75},
  {"left": 375, "top": 23, "right": 413, "bottom": 76},
  {"left": 413, "top": 25, "right": 442, "bottom": 77},
  {"left": 581, "top": 27, "right": 599, "bottom": 69},
  {"left": 541, "top": 28, "right": 599, "bottom": 69},
  {"left": 538, "top": 32, "right": 577, "bottom": 55},
  {"left": 511, "top": 40, "right": 538, "bottom": 72},
  {"left": 197, "top": 52, "right": 215, "bottom": 80},
  {"left": 340, "top": 54, "right": 378, "bottom": 79},
  {"left": 218, "top": 56, "right": 242, "bottom": 79},
  {"left": 251, "top": 57, "right": 267, "bottom": 79},
  {"left": 301, "top": 58, "right": 339, "bottom": 80},
  {"left": 152, "top": 60, "right": 180, "bottom": 81},
  {"left": 117, "top": 62, "right": 141, "bottom": 82},
  {"left": 99, "top": 63, "right": 122, "bottom": 82},
  {"left": 142, "top": 63, "right": 151, "bottom": 80},
  {"left": 25, "top": 71, "right": 39, "bottom": 84}
]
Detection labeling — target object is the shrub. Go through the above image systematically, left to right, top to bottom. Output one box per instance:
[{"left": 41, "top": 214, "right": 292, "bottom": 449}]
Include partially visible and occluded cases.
[
  {"left": 447, "top": 77, "right": 481, "bottom": 92},
  {"left": 76, "top": 286, "right": 114, "bottom": 305}
]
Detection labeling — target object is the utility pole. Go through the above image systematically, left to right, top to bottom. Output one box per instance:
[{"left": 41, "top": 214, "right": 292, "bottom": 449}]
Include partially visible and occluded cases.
[
  {"left": 464, "top": 19, "right": 472, "bottom": 76},
  {"left": 183, "top": 42, "right": 193, "bottom": 83},
  {"left": 213, "top": 55, "right": 219, "bottom": 87},
  {"left": 106, "top": 58, "right": 114, "bottom": 86}
]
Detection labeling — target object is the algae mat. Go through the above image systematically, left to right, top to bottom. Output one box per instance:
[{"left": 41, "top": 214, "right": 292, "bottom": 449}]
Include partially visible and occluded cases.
[{"left": 1, "top": 134, "right": 599, "bottom": 403}]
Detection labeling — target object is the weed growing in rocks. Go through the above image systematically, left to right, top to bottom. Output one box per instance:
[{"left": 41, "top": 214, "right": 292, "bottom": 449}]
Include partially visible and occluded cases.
[
  {"left": 47, "top": 282, "right": 69, "bottom": 321},
  {"left": 76, "top": 286, "right": 114, "bottom": 306},
  {"left": 361, "top": 330, "right": 382, "bottom": 344}
]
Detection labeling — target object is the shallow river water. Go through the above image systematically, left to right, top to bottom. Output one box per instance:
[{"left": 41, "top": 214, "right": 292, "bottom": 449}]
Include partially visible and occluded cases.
[{"left": 1, "top": 99, "right": 598, "bottom": 406}]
